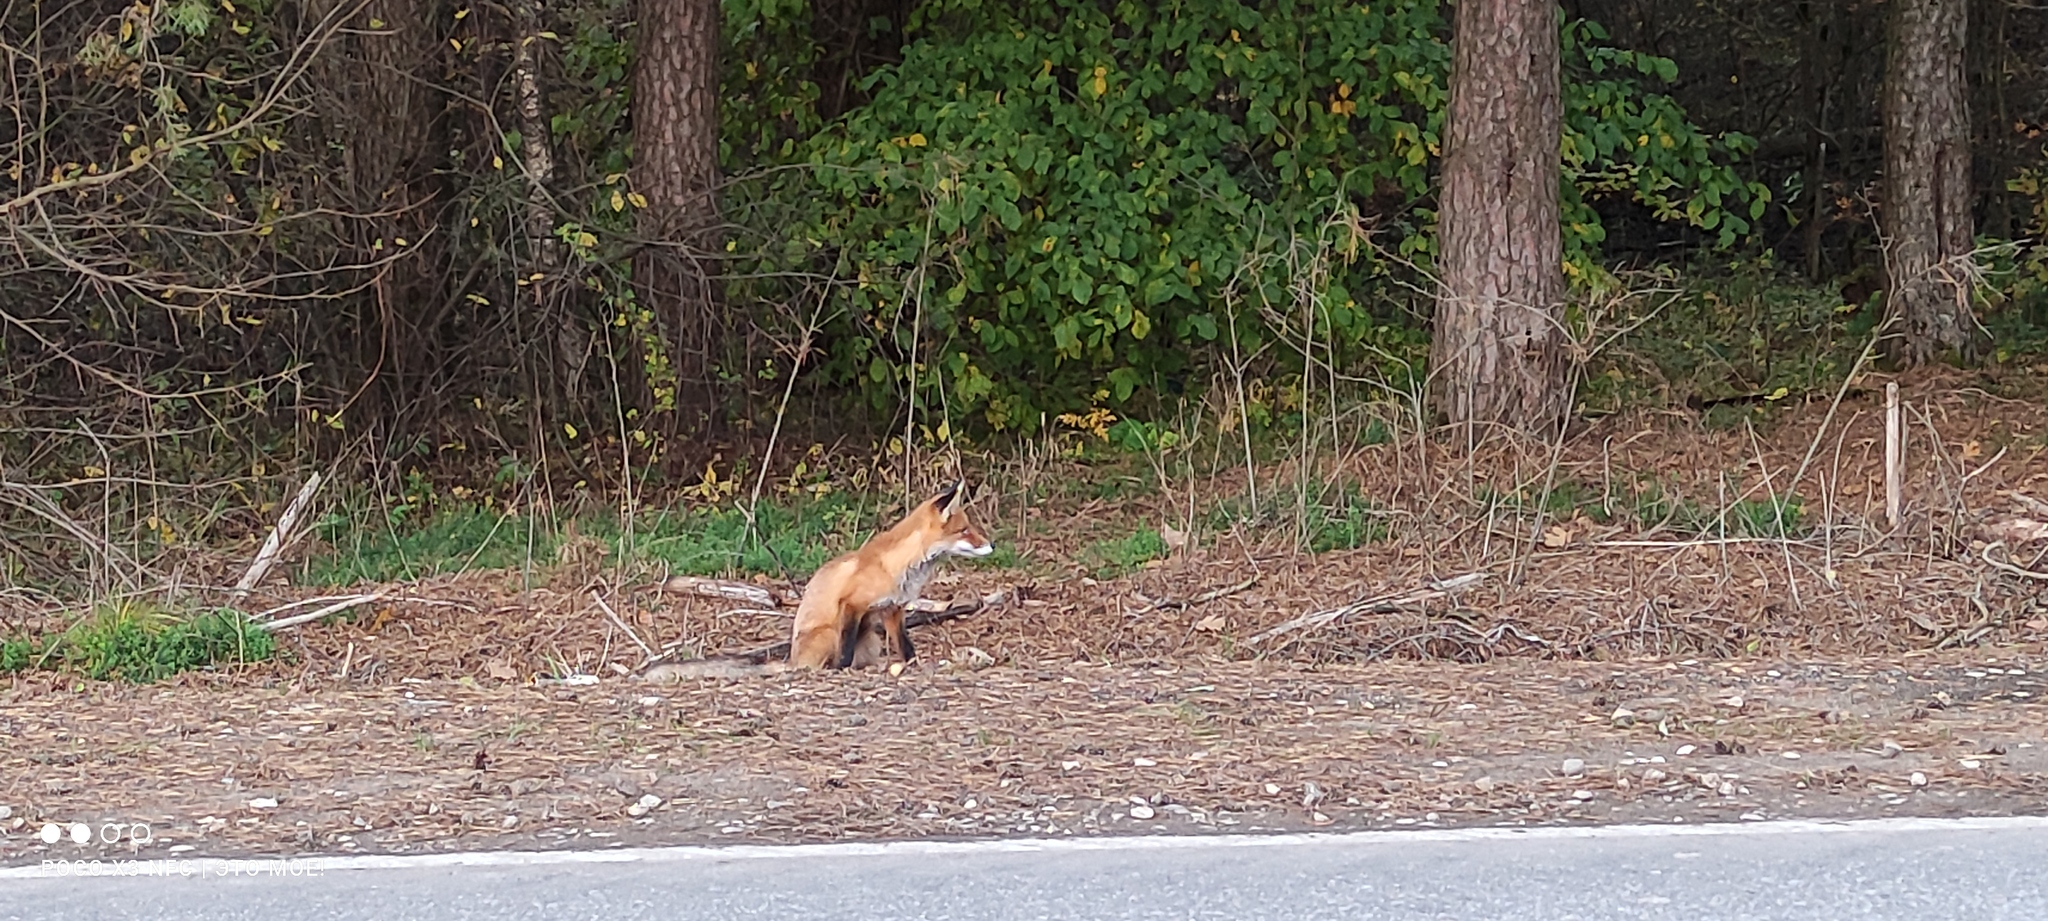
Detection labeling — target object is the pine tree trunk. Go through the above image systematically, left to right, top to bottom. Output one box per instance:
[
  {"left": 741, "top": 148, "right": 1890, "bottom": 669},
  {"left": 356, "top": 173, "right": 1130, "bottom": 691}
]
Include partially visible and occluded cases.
[
  {"left": 631, "top": 0, "right": 722, "bottom": 423},
  {"left": 1429, "top": 0, "right": 1566, "bottom": 439},
  {"left": 1881, "top": 0, "right": 1976, "bottom": 365}
]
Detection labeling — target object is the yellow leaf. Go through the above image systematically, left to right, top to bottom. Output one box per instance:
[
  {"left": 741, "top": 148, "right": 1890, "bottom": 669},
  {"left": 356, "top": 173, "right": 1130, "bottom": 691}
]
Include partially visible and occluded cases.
[
  {"left": 454, "top": 8, "right": 468, "bottom": 19},
  {"left": 368, "top": 17, "right": 384, "bottom": 28},
  {"left": 1230, "top": 29, "right": 1241, "bottom": 41},
  {"left": 450, "top": 38, "right": 463, "bottom": 51},
  {"left": 1091, "top": 66, "right": 1107, "bottom": 97},
  {"left": 908, "top": 132, "right": 927, "bottom": 147},
  {"left": 492, "top": 155, "right": 504, "bottom": 170},
  {"left": 610, "top": 190, "right": 625, "bottom": 211},
  {"left": 627, "top": 191, "right": 648, "bottom": 209},
  {"left": 574, "top": 231, "right": 597, "bottom": 248},
  {"left": 395, "top": 237, "right": 408, "bottom": 246},
  {"left": 564, "top": 423, "right": 579, "bottom": 439},
  {"left": 1961, "top": 440, "right": 1983, "bottom": 461},
  {"left": 83, "top": 465, "right": 106, "bottom": 478},
  {"left": 1541, "top": 525, "right": 1573, "bottom": 548}
]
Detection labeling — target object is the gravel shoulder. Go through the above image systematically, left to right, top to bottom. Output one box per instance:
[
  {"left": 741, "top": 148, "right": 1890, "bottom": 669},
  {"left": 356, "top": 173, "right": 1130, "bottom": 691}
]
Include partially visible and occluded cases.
[{"left": 6, "top": 648, "right": 2047, "bottom": 866}]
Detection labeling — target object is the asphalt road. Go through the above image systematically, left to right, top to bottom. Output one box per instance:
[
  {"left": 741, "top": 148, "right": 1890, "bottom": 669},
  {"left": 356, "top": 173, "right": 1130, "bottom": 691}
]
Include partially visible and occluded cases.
[{"left": 4, "top": 816, "right": 2044, "bottom": 921}]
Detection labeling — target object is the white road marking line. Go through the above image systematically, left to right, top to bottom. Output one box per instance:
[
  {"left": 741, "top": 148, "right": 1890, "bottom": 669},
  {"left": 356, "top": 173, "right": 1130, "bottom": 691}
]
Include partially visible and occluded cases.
[{"left": 5, "top": 814, "right": 2047, "bottom": 880}]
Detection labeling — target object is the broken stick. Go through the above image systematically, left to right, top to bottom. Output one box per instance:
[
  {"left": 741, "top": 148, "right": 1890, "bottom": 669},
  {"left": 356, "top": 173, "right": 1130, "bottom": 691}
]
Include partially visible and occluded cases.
[{"left": 232, "top": 472, "right": 324, "bottom": 602}]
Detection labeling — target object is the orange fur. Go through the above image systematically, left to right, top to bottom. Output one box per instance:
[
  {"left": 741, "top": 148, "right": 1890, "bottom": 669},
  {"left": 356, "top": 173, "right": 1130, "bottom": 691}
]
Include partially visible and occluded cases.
[{"left": 788, "top": 481, "right": 992, "bottom": 670}]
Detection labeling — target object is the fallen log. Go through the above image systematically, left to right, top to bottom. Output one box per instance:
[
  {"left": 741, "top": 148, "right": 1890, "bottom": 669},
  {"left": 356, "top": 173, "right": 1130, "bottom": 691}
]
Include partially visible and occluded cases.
[{"left": 634, "top": 588, "right": 1010, "bottom": 673}]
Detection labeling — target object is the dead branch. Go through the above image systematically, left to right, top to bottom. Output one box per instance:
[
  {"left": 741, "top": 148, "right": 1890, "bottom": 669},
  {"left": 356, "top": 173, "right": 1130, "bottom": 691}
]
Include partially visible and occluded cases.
[
  {"left": 231, "top": 473, "right": 324, "bottom": 601},
  {"left": 2002, "top": 490, "right": 2048, "bottom": 518},
  {"left": 1981, "top": 542, "right": 2048, "bottom": 582},
  {"left": 1250, "top": 572, "right": 1488, "bottom": 644},
  {"left": 654, "top": 575, "right": 791, "bottom": 608},
  {"left": 1133, "top": 576, "right": 1258, "bottom": 612},
  {"left": 636, "top": 589, "right": 1011, "bottom": 672},
  {"left": 592, "top": 592, "right": 656, "bottom": 659},
  {"left": 259, "top": 593, "right": 383, "bottom": 632}
]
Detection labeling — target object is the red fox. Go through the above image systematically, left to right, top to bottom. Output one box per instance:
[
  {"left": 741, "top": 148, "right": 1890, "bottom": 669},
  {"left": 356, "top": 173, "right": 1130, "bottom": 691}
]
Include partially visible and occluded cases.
[
  {"left": 788, "top": 480, "right": 992, "bottom": 669},
  {"left": 636, "top": 481, "right": 991, "bottom": 682}
]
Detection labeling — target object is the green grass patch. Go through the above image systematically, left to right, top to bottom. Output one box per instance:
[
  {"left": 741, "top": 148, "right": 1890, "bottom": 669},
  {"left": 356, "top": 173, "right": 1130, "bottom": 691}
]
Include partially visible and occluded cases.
[
  {"left": 1478, "top": 478, "right": 1615, "bottom": 524},
  {"left": 1632, "top": 486, "right": 1809, "bottom": 539},
  {"left": 1305, "top": 488, "right": 1393, "bottom": 553},
  {"left": 304, "top": 492, "right": 886, "bottom": 586},
  {"left": 593, "top": 495, "right": 872, "bottom": 578},
  {"left": 307, "top": 504, "right": 555, "bottom": 586},
  {"left": 1084, "top": 529, "right": 1170, "bottom": 578},
  {"left": 1, "top": 602, "right": 276, "bottom": 682}
]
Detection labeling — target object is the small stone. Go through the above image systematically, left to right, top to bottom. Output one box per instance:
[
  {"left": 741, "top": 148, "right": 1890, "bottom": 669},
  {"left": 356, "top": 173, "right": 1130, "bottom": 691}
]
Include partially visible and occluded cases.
[
  {"left": 1723, "top": 696, "right": 1745, "bottom": 709},
  {"left": 1611, "top": 708, "right": 1636, "bottom": 727},
  {"left": 1880, "top": 741, "right": 1903, "bottom": 759},
  {"left": 1675, "top": 745, "right": 1697, "bottom": 756},
  {"left": 1781, "top": 752, "right": 1802, "bottom": 760},
  {"left": 1132, "top": 758, "right": 1158, "bottom": 767},
  {"left": 1561, "top": 758, "right": 1586, "bottom": 776},
  {"left": 1960, "top": 759, "right": 1982, "bottom": 770},
  {"left": 1061, "top": 760, "right": 1081, "bottom": 772},
  {"left": 1642, "top": 768, "right": 1668, "bottom": 785},
  {"left": 1910, "top": 772, "right": 1928, "bottom": 787},
  {"left": 1472, "top": 776, "right": 1496, "bottom": 793},
  {"left": 1265, "top": 783, "right": 1283, "bottom": 795},
  {"left": 1572, "top": 790, "right": 1594, "bottom": 801},
  {"left": 638, "top": 794, "right": 664, "bottom": 809},
  {"left": 248, "top": 798, "right": 278, "bottom": 809},
  {"left": 962, "top": 799, "right": 977, "bottom": 809},
  {"left": 0, "top": 805, "right": 10, "bottom": 820},
  {"left": 1129, "top": 805, "right": 1155, "bottom": 820},
  {"left": 1740, "top": 812, "right": 1766, "bottom": 821},
  {"left": 501, "top": 815, "right": 520, "bottom": 828}
]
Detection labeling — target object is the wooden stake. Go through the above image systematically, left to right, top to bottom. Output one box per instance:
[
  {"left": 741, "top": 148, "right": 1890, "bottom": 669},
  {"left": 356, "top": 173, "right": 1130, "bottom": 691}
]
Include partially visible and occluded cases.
[{"left": 1884, "top": 382, "right": 1902, "bottom": 530}]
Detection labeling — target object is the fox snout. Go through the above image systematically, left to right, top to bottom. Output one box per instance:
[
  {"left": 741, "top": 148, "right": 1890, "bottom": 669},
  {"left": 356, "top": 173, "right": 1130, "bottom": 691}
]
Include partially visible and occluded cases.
[{"left": 950, "top": 529, "right": 993, "bottom": 558}]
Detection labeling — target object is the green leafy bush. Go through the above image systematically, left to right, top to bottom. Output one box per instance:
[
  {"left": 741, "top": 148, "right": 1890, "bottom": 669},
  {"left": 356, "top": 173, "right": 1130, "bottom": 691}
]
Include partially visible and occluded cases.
[{"left": 725, "top": 0, "right": 1767, "bottom": 432}]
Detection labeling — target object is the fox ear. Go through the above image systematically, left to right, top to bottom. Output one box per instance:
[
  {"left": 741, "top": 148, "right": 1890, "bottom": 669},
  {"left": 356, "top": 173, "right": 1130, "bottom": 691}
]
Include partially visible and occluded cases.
[{"left": 931, "top": 480, "right": 962, "bottom": 515}]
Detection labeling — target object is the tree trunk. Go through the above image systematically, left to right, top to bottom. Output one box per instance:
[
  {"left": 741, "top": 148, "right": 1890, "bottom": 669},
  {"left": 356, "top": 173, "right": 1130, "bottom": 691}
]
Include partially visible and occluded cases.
[
  {"left": 509, "top": 0, "right": 585, "bottom": 414},
  {"left": 631, "top": 0, "right": 722, "bottom": 425},
  {"left": 1429, "top": 0, "right": 1566, "bottom": 440},
  {"left": 1799, "top": 0, "right": 1833, "bottom": 283},
  {"left": 1881, "top": 0, "right": 1976, "bottom": 365},
  {"left": 1969, "top": 0, "right": 2012, "bottom": 239}
]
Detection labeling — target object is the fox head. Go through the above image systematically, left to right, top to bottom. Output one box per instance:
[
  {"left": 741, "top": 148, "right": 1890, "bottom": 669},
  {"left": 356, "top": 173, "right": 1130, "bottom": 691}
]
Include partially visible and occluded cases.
[{"left": 926, "top": 480, "right": 993, "bottom": 559}]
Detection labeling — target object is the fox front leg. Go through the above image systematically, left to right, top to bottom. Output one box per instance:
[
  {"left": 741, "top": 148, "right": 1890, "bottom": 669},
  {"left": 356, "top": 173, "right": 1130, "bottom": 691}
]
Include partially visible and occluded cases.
[
  {"left": 834, "top": 608, "right": 864, "bottom": 669},
  {"left": 894, "top": 616, "right": 916, "bottom": 663}
]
